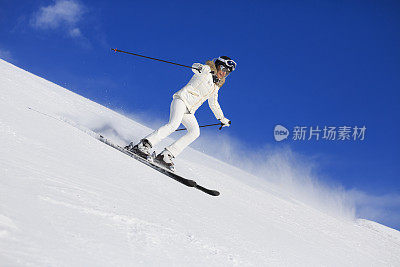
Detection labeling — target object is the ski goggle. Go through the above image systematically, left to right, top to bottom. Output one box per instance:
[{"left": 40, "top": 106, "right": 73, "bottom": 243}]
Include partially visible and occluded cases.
[{"left": 216, "top": 57, "right": 237, "bottom": 72}]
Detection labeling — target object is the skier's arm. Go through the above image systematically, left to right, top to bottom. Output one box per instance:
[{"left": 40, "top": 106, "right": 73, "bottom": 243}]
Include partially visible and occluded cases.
[{"left": 208, "top": 90, "right": 225, "bottom": 121}]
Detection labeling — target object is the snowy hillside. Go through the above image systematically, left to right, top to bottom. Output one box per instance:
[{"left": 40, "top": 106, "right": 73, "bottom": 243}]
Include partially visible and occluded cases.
[{"left": 0, "top": 59, "right": 399, "bottom": 266}]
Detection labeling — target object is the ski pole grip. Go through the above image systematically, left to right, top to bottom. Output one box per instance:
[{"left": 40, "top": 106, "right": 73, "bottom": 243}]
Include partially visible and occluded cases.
[{"left": 219, "top": 121, "right": 231, "bottom": 130}]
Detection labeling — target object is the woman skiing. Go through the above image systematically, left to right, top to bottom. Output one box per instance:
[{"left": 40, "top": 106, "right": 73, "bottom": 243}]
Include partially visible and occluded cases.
[{"left": 125, "top": 56, "right": 237, "bottom": 170}]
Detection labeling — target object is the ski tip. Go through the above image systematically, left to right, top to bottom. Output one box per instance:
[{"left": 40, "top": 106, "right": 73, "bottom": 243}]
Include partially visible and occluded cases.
[
  {"left": 195, "top": 184, "right": 220, "bottom": 196},
  {"left": 210, "top": 190, "right": 220, "bottom": 196}
]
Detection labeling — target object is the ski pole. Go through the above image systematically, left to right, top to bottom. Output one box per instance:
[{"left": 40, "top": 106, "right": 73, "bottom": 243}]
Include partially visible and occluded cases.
[
  {"left": 111, "top": 48, "right": 200, "bottom": 71},
  {"left": 175, "top": 123, "right": 224, "bottom": 132}
]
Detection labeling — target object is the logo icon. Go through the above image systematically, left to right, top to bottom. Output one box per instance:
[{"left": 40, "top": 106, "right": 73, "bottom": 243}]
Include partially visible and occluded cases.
[{"left": 274, "top": 125, "right": 289, "bottom": 141}]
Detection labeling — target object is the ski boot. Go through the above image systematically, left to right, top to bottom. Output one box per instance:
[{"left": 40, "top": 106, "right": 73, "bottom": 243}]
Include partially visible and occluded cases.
[
  {"left": 125, "top": 139, "right": 152, "bottom": 159},
  {"left": 155, "top": 149, "right": 175, "bottom": 171}
]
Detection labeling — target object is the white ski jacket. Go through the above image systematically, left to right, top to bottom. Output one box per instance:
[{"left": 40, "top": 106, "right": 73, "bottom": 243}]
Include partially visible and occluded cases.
[{"left": 173, "top": 63, "right": 225, "bottom": 120}]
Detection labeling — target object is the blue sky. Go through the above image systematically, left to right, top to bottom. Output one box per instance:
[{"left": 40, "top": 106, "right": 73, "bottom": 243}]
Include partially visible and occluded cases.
[{"left": 1, "top": 0, "right": 399, "bottom": 228}]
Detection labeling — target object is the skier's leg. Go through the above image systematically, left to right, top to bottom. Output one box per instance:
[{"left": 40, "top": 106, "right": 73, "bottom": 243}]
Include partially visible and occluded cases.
[
  {"left": 145, "top": 98, "right": 186, "bottom": 147},
  {"left": 166, "top": 113, "right": 200, "bottom": 157}
]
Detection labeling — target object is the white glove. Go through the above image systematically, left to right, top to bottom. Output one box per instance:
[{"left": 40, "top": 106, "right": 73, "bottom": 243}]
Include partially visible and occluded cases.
[
  {"left": 192, "top": 63, "right": 210, "bottom": 74},
  {"left": 192, "top": 63, "right": 202, "bottom": 73},
  {"left": 220, "top": 117, "right": 231, "bottom": 127}
]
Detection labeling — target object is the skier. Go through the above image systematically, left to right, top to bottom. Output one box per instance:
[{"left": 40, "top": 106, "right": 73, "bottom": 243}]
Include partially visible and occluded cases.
[{"left": 125, "top": 56, "right": 237, "bottom": 170}]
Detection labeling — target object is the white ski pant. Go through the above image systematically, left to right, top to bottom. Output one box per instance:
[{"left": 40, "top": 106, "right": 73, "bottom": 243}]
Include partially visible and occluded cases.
[{"left": 145, "top": 98, "right": 200, "bottom": 157}]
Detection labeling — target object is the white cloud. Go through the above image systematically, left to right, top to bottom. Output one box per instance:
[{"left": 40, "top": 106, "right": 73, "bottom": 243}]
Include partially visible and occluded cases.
[
  {"left": 31, "top": 0, "right": 85, "bottom": 38},
  {"left": 68, "top": 27, "right": 82, "bottom": 38}
]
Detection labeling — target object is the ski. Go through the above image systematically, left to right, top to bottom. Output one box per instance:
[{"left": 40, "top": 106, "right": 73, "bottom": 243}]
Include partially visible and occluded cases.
[
  {"left": 26, "top": 107, "right": 219, "bottom": 196},
  {"left": 97, "top": 135, "right": 220, "bottom": 196}
]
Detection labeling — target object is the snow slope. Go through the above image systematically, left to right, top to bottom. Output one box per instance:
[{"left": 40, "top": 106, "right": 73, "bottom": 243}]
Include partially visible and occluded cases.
[{"left": 0, "top": 59, "right": 399, "bottom": 266}]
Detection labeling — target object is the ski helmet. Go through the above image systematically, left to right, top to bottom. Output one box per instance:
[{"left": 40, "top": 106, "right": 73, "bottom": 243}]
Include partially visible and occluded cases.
[{"left": 214, "top": 56, "right": 237, "bottom": 73}]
